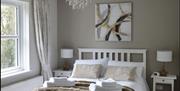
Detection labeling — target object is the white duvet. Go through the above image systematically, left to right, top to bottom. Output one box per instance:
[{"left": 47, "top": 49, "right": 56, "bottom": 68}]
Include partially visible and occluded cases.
[
  {"left": 116, "top": 76, "right": 149, "bottom": 91},
  {"left": 68, "top": 77, "right": 149, "bottom": 91}
]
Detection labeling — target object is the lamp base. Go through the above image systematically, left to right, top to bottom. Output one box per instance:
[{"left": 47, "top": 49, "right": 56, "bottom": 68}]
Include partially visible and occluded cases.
[
  {"left": 63, "top": 61, "right": 70, "bottom": 71},
  {"left": 159, "top": 63, "right": 168, "bottom": 76},
  {"left": 159, "top": 70, "right": 168, "bottom": 76}
]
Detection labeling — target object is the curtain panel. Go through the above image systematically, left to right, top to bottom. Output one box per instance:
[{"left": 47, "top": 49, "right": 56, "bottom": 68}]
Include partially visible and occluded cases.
[{"left": 33, "top": 0, "right": 53, "bottom": 81}]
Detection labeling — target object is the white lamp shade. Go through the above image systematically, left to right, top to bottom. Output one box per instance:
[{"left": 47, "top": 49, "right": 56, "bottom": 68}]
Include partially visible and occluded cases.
[
  {"left": 61, "top": 49, "right": 73, "bottom": 58},
  {"left": 157, "top": 50, "right": 172, "bottom": 62}
]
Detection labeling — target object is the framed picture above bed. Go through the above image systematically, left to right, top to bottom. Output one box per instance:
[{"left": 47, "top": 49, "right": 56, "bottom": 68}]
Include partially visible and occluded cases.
[{"left": 95, "top": 2, "right": 132, "bottom": 42}]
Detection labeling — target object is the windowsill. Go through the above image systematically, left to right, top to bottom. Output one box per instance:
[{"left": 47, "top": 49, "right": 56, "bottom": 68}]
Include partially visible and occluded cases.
[{"left": 1, "top": 69, "right": 32, "bottom": 79}]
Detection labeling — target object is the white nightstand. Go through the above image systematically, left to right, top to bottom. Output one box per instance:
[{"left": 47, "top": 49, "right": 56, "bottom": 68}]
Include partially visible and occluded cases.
[
  {"left": 53, "top": 70, "right": 72, "bottom": 77},
  {"left": 151, "top": 74, "right": 177, "bottom": 91}
]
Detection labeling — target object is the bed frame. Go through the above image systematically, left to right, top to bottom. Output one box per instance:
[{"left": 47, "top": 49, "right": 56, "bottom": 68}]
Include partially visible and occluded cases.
[{"left": 78, "top": 48, "right": 147, "bottom": 78}]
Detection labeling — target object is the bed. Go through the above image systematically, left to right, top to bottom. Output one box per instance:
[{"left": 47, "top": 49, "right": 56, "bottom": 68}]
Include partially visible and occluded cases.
[
  {"left": 35, "top": 48, "right": 150, "bottom": 91},
  {"left": 68, "top": 48, "right": 150, "bottom": 91}
]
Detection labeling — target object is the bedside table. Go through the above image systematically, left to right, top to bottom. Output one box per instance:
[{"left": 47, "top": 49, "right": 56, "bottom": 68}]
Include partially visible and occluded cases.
[
  {"left": 53, "top": 70, "right": 72, "bottom": 77},
  {"left": 151, "top": 74, "right": 177, "bottom": 91}
]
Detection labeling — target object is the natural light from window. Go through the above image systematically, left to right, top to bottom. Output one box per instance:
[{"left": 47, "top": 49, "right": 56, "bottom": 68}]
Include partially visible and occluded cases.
[
  {"left": 1, "top": 0, "right": 30, "bottom": 78},
  {"left": 1, "top": 4, "right": 18, "bottom": 70}
]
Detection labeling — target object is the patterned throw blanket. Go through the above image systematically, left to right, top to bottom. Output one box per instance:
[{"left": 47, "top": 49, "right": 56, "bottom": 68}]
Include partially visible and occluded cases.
[{"left": 33, "top": 81, "right": 134, "bottom": 91}]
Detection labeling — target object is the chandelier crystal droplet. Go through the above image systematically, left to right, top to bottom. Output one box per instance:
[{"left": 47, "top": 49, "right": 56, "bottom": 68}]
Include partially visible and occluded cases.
[{"left": 66, "top": 0, "right": 92, "bottom": 9}]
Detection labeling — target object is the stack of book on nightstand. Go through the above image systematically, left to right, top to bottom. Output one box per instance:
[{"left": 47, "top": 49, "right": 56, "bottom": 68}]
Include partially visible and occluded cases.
[{"left": 43, "top": 77, "right": 75, "bottom": 87}]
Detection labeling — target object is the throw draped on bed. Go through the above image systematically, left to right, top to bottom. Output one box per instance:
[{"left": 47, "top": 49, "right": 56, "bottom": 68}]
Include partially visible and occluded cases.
[{"left": 33, "top": 81, "right": 135, "bottom": 91}]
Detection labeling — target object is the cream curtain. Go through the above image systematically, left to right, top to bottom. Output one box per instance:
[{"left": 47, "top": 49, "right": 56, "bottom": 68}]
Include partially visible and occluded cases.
[{"left": 33, "top": 0, "right": 52, "bottom": 81}]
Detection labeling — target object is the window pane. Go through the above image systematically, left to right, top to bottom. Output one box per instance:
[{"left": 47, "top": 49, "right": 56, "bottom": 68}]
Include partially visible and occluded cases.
[
  {"left": 1, "top": 4, "right": 16, "bottom": 35},
  {"left": 1, "top": 39, "right": 17, "bottom": 69}
]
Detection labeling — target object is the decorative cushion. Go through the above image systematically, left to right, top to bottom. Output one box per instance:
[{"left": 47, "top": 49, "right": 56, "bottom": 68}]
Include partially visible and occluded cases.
[
  {"left": 74, "top": 58, "right": 109, "bottom": 77},
  {"left": 108, "top": 61, "right": 144, "bottom": 77},
  {"left": 71, "top": 64, "right": 102, "bottom": 79},
  {"left": 104, "top": 66, "right": 136, "bottom": 81}
]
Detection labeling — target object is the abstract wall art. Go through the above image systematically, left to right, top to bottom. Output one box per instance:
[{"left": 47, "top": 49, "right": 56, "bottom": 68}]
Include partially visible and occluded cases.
[{"left": 95, "top": 2, "right": 132, "bottom": 41}]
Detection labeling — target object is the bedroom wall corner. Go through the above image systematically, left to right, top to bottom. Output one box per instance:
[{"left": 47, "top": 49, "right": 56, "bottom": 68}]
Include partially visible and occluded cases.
[
  {"left": 47, "top": 0, "right": 58, "bottom": 70},
  {"left": 57, "top": 0, "right": 65, "bottom": 69},
  {"left": 178, "top": 0, "right": 180, "bottom": 90}
]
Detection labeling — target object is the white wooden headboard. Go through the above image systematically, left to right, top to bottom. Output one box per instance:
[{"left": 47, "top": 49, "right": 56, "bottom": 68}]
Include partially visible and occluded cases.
[{"left": 78, "top": 48, "right": 147, "bottom": 78}]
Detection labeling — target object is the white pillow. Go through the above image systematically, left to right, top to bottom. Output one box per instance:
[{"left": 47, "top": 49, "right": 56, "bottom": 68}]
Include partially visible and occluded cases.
[
  {"left": 74, "top": 58, "right": 109, "bottom": 77},
  {"left": 108, "top": 61, "right": 144, "bottom": 77},
  {"left": 71, "top": 64, "right": 102, "bottom": 79},
  {"left": 104, "top": 66, "right": 136, "bottom": 81}
]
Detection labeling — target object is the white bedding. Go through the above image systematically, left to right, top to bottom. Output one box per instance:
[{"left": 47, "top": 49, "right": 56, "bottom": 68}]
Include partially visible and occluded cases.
[
  {"left": 116, "top": 76, "right": 149, "bottom": 91},
  {"left": 68, "top": 77, "right": 149, "bottom": 91}
]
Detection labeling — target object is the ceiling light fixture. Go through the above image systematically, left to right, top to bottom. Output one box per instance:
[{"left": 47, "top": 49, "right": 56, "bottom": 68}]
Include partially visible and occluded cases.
[{"left": 66, "top": 0, "right": 92, "bottom": 9}]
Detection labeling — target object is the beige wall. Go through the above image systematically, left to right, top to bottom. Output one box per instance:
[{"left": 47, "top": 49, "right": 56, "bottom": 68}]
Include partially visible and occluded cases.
[{"left": 58, "top": 0, "right": 179, "bottom": 91}]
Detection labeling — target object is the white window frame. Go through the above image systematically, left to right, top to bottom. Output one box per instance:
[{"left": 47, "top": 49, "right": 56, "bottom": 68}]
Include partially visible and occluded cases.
[{"left": 1, "top": 0, "right": 30, "bottom": 78}]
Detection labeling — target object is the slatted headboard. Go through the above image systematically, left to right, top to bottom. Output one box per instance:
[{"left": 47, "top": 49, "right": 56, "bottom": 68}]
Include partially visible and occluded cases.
[{"left": 78, "top": 48, "right": 147, "bottom": 78}]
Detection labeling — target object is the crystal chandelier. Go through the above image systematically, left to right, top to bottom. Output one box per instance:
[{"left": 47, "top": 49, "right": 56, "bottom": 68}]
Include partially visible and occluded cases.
[{"left": 66, "top": 0, "right": 92, "bottom": 9}]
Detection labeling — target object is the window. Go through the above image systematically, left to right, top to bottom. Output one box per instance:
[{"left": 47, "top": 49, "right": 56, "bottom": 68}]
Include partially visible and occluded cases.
[{"left": 1, "top": 0, "right": 29, "bottom": 77}]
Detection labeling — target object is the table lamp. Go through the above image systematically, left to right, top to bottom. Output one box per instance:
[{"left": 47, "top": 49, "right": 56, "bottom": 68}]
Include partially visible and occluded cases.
[
  {"left": 61, "top": 49, "right": 73, "bottom": 70},
  {"left": 157, "top": 50, "right": 172, "bottom": 76}
]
